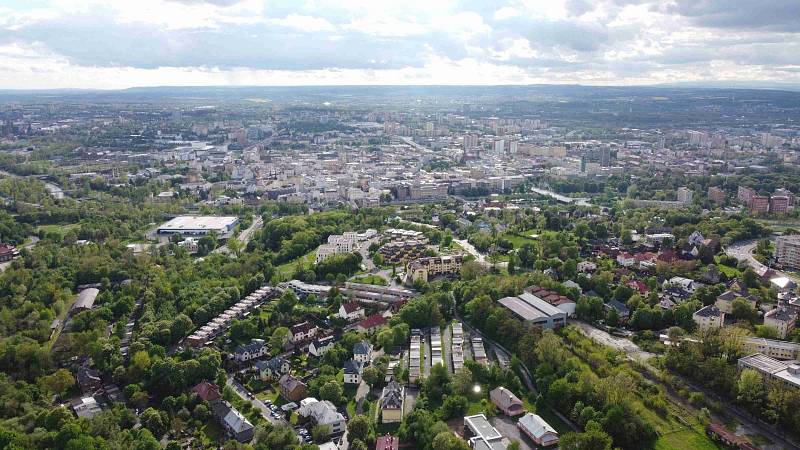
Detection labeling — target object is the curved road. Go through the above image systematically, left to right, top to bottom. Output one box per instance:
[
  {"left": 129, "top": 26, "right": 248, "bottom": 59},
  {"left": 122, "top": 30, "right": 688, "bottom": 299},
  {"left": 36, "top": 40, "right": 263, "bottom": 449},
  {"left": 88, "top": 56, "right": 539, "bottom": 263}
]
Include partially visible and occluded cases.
[{"left": 726, "top": 238, "right": 798, "bottom": 282}]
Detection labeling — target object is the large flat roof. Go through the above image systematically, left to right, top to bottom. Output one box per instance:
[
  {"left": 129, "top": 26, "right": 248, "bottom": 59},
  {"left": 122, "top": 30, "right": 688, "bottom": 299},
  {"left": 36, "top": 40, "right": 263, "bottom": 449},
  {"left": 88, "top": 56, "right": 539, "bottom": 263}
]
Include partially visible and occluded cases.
[
  {"left": 158, "top": 216, "right": 238, "bottom": 233},
  {"left": 498, "top": 292, "right": 564, "bottom": 321},
  {"left": 739, "top": 353, "right": 789, "bottom": 374},
  {"left": 465, "top": 414, "right": 502, "bottom": 442}
]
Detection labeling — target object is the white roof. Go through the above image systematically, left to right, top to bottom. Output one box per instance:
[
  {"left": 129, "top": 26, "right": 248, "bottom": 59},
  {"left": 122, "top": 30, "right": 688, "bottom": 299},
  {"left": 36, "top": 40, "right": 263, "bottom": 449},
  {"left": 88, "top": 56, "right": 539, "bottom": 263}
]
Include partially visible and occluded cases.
[{"left": 518, "top": 412, "right": 557, "bottom": 439}]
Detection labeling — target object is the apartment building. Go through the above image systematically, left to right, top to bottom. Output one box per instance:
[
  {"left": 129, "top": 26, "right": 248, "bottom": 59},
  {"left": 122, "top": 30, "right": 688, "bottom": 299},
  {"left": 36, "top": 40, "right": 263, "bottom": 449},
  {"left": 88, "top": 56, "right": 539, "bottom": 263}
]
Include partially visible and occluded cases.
[
  {"left": 776, "top": 235, "right": 800, "bottom": 270},
  {"left": 378, "top": 240, "right": 427, "bottom": 264},
  {"left": 407, "top": 254, "right": 465, "bottom": 283}
]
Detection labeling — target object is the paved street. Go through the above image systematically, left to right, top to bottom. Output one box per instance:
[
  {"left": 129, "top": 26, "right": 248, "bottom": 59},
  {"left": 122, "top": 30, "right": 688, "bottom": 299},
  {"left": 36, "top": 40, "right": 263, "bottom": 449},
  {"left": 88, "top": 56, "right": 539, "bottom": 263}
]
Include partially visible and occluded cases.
[
  {"left": 213, "top": 215, "right": 263, "bottom": 255},
  {"left": 453, "top": 238, "right": 508, "bottom": 269},
  {"left": 726, "top": 238, "right": 799, "bottom": 282},
  {"left": 225, "top": 377, "right": 293, "bottom": 429}
]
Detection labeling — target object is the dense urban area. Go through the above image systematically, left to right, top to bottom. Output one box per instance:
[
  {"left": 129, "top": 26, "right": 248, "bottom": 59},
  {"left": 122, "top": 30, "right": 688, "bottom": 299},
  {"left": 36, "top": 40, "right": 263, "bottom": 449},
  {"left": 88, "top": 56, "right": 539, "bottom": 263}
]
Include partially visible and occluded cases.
[{"left": 0, "top": 85, "right": 799, "bottom": 450}]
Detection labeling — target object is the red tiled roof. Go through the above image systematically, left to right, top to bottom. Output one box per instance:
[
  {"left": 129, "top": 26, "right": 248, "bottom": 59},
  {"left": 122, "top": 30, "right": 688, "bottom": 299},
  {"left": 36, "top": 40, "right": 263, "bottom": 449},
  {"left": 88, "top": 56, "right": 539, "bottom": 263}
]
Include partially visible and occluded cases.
[
  {"left": 342, "top": 301, "right": 363, "bottom": 314},
  {"left": 358, "top": 314, "right": 387, "bottom": 330},
  {"left": 192, "top": 380, "right": 221, "bottom": 402}
]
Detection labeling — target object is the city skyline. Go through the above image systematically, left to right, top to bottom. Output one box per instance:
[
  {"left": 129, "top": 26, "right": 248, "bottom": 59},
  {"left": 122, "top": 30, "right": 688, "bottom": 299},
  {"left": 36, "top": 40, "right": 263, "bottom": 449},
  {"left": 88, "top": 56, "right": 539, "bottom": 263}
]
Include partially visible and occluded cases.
[{"left": 1, "top": 0, "right": 799, "bottom": 89}]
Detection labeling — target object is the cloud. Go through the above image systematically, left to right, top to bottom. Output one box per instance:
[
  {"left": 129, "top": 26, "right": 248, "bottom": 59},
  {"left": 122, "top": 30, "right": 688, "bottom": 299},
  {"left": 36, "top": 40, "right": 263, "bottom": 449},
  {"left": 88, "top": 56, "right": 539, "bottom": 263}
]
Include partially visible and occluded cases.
[
  {"left": 0, "top": 0, "right": 798, "bottom": 88},
  {"left": 666, "top": 0, "right": 800, "bottom": 32}
]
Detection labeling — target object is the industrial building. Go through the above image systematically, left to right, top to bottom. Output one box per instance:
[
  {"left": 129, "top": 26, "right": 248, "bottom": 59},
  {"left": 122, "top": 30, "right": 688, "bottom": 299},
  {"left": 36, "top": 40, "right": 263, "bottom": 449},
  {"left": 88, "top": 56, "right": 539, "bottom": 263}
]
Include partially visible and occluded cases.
[
  {"left": 157, "top": 216, "right": 239, "bottom": 236},
  {"left": 497, "top": 292, "right": 567, "bottom": 329},
  {"left": 738, "top": 353, "right": 800, "bottom": 390}
]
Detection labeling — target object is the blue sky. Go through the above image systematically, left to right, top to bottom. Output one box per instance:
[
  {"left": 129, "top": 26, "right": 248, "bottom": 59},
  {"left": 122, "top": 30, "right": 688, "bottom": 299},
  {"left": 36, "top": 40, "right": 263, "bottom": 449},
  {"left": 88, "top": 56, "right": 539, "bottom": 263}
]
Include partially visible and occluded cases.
[{"left": 0, "top": 0, "right": 799, "bottom": 89}]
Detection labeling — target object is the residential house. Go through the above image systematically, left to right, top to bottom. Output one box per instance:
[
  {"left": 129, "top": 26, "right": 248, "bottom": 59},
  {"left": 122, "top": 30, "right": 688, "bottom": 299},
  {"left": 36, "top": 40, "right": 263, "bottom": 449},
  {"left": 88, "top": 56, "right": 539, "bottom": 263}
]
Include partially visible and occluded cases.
[
  {"left": 616, "top": 252, "right": 636, "bottom": 268},
  {"left": 577, "top": 261, "right": 597, "bottom": 273},
  {"left": 664, "top": 276, "right": 697, "bottom": 294},
  {"left": 715, "top": 290, "right": 757, "bottom": 314},
  {"left": 604, "top": 299, "right": 630, "bottom": 321},
  {"left": 339, "top": 301, "right": 365, "bottom": 321},
  {"left": 693, "top": 305, "right": 725, "bottom": 330},
  {"left": 764, "top": 306, "right": 797, "bottom": 339},
  {"left": 355, "top": 314, "right": 388, "bottom": 334},
  {"left": 291, "top": 322, "right": 319, "bottom": 343},
  {"left": 309, "top": 335, "right": 336, "bottom": 357},
  {"left": 234, "top": 339, "right": 268, "bottom": 362},
  {"left": 353, "top": 340, "right": 373, "bottom": 364},
  {"left": 254, "top": 356, "right": 290, "bottom": 381},
  {"left": 344, "top": 359, "right": 364, "bottom": 384},
  {"left": 76, "top": 366, "right": 103, "bottom": 393},
  {"left": 279, "top": 374, "right": 308, "bottom": 402},
  {"left": 192, "top": 380, "right": 222, "bottom": 403},
  {"left": 380, "top": 381, "right": 405, "bottom": 423},
  {"left": 489, "top": 387, "right": 524, "bottom": 417},
  {"left": 72, "top": 396, "right": 103, "bottom": 419},
  {"left": 298, "top": 398, "right": 347, "bottom": 435},
  {"left": 212, "top": 400, "right": 255, "bottom": 442},
  {"left": 518, "top": 412, "right": 559, "bottom": 447}
]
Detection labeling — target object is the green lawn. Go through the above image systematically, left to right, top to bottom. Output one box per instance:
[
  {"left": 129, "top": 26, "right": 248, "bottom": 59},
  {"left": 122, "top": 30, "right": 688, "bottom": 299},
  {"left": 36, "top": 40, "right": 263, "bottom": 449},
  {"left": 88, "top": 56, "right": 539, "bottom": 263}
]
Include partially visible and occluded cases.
[
  {"left": 37, "top": 223, "right": 79, "bottom": 234},
  {"left": 500, "top": 232, "right": 539, "bottom": 249},
  {"left": 276, "top": 247, "right": 318, "bottom": 279},
  {"left": 351, "top": 274, "right": 388, "bottom": 286},
  {"left": 655, "top": 429, "right": 720, "bottom": 450}
]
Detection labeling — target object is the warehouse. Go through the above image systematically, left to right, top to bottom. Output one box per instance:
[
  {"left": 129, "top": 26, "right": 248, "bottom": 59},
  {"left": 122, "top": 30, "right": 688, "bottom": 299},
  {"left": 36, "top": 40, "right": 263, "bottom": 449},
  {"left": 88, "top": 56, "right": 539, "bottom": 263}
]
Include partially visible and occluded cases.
[
  {"left": 157, "top": 216, "right": 239, "bottom": 237},
  {"left": 498, "top": 292, "right": 567, "bottom": 329}
]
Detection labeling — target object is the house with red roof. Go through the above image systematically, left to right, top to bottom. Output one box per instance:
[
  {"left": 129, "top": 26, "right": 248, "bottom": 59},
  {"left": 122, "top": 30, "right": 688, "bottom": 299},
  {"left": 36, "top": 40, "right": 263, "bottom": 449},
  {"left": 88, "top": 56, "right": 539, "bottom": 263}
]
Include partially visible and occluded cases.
[
  {"left": 356, "top": 314, "right": 388, "bottom": 334},
  {"left": 192, "top": 380, "right": 222, "bottom": 403}
]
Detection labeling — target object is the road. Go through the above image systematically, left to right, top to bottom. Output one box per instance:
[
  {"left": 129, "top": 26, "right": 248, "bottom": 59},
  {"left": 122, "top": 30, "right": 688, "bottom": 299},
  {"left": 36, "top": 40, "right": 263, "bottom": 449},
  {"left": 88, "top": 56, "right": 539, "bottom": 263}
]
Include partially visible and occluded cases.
[
  {"left": 213, "top": 216, "right": 263, "bottom": 256},
  {"left": 0, "top": 236, "right": 38, "bottom": 273},
  {"left": 453, "top": 238, "right": 508, "bottom": 269},
  {"left": 726, "top": 238, "right": 799, "bottom": 283},
  {"left": 226, "top": 377, "right": 294, "bottom": 429}
]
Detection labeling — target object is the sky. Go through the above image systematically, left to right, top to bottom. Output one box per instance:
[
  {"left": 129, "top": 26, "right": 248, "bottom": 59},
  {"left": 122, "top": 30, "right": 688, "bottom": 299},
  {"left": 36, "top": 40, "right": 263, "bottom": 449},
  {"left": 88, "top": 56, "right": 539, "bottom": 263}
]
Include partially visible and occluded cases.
[{"left": 0, "top": 0, "right": 799, "bottom": 89}]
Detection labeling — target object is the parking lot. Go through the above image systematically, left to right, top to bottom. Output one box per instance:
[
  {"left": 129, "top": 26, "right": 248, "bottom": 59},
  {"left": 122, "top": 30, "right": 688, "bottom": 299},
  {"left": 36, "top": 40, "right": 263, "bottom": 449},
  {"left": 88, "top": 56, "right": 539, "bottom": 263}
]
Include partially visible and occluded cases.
[{"left": 491, "top": 415, "right": 537, "bottom": 450}]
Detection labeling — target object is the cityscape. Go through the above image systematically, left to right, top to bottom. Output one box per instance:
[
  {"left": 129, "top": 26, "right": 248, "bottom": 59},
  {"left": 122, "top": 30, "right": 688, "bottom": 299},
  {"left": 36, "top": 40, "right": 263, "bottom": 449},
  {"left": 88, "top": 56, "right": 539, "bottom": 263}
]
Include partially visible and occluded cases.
[{"left": 1, "top": 1, "right": 800, "bottom": 450}]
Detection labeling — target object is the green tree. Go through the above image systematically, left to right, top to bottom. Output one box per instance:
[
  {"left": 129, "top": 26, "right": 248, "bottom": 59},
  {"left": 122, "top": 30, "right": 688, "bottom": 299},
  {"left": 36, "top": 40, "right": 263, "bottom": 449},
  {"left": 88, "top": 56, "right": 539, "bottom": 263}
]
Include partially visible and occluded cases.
[
  {"left": 737, "top": 369, "right": 765, "bottom": 414},
  {"left": 319, "top": 380, "right": 344, "bottom": 405}
]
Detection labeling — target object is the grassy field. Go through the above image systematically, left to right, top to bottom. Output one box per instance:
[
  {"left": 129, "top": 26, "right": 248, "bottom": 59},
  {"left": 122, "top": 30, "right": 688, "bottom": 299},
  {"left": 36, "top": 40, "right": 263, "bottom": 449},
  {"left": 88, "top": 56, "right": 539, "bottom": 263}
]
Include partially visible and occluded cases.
[
  {"left": 37, "top": 223, "right": 79, "bottom": 234},
  {"left": 501, "top": 232, "right": 539, "bottom": 249},
  {"left": 276, "top": 247, "right": 318, "bottom": 279},
  {"left": 351, "top": 274, "right": 388, "bottom": 285}
]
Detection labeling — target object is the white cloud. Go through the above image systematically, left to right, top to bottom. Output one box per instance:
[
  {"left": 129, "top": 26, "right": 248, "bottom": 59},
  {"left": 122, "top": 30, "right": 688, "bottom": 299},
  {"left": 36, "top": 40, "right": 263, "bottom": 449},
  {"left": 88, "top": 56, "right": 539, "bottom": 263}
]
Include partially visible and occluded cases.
[
  {"left": 0, "top": 0, "right": 798, "bottom": 88},
  {"left": 272, "top": 14, "right": 336, "bottom": 32}
]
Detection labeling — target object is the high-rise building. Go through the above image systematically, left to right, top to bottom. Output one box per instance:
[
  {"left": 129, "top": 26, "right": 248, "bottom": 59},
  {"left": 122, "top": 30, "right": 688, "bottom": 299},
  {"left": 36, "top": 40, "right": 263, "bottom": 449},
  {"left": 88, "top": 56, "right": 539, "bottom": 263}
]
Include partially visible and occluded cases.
[
  {"left": 463, "top": 134, "right": 478, "bottom": 150},
  {"left": 493, "top": 139, "right": 505, "bottom": 153},
  {"left": 600, "top": 147, "right": 611, "bottom": 167},
  {"left": 708, "top": 186, "right": 727, "bottom": 203},
  {"left": 738, "top": 186, "right": 756, "bottom": 205},
  {"left": 677, "top": 187, "right": 693, "bottom": 204},
  {"left": 750, "top": 195, "right": 770, "bottom": 213},
  {"left": 770, "top": 196, "right": 790, "bottom": 214},
  {"left": 776, "top": 235, "right": 800, "bottom": 270}
]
